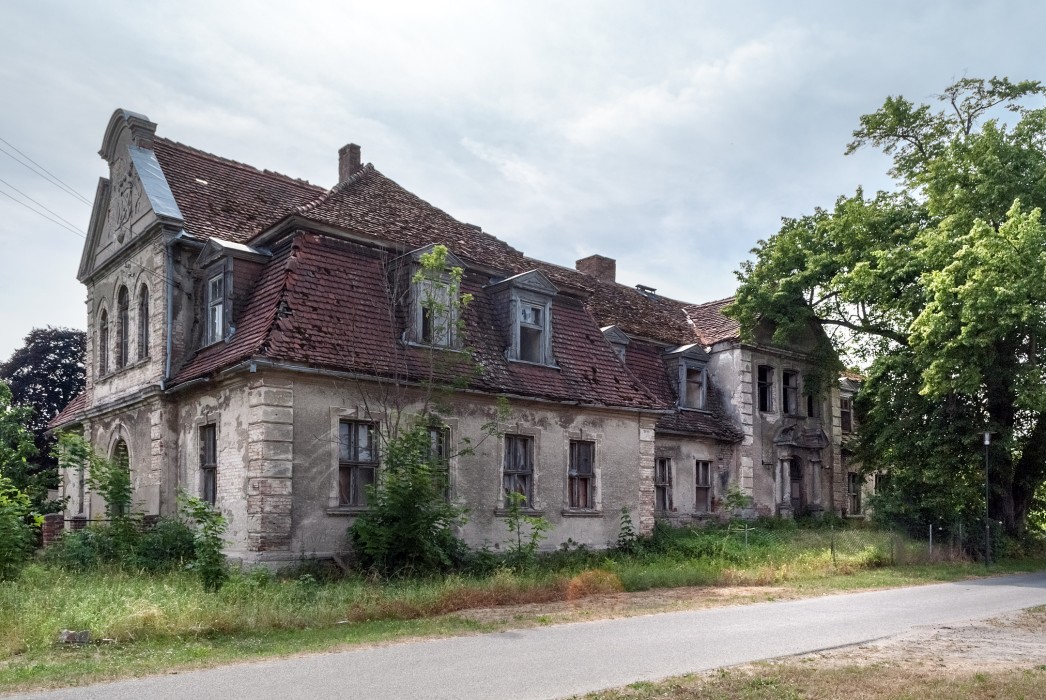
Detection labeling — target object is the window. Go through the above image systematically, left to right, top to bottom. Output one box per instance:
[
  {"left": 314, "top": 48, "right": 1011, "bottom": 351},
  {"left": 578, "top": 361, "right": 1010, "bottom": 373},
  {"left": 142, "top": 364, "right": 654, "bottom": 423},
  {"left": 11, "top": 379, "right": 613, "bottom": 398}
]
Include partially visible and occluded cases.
[
  {"left": 206, "top": 273, "right": 225, "bottom": 345},
  {"left": 415, "top": 278, "right": 457, "bottom": 347},
  {"left": 137, "top": 285, "right": 149, "bottom": 360},
  {"left": 116, "top": 286, "right": 129, "bottom": 369},
  {"left": 518, "top": 303, "right": 546, "bottom": 363},
  {"left": 98, "top": 310, "right": 109, "bottom": 375},
  {"left": 683, "top": 365, "right": 706, "bottom": 409},
  {"left": 757, "top": 365, "right": 774, "bottom": 412},
  {"left": 782, "top": 371, "right": 799, "bottom": 415},
  {"left": 806, "top": 391, "right": 819, "bottom": 418},
  {"left": 840, "top": 396, "right": 853, "bottom": 433},
  {"left": 339, "top": 421, "right": 378, "bottom": 506},
  {"left": 200, "top": 424, "right": 217, "bottom": 505},
  {"left": 426, "top": 424, "right": 450, "bottom": 499},
  {"left": 503, "top": 434, "right": 534, "bottom": 507},
  {"left": 111, "top": 440, "right": 130, "bottom": 516},
  {"left": 568, "top": 440, "right": 595, "bottom": 509},
  {"left": 655, "top": 457, "right": 673, "bottom": 512},
  {"left": 695, "top": 460, "right": 711, "bottom": 513},
  {"left": 847, "top": 472, "right": 863, "bottom": 515},
  {"left": 875, "top": 472, "right": 889, "bottom": 494}
]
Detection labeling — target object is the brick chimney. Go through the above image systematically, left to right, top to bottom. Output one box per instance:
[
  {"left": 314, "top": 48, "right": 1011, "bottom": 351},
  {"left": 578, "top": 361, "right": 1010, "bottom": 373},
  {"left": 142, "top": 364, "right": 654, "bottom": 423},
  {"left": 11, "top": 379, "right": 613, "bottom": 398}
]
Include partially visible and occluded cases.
[
  {"left": 338, "top": 143, "right": 362, "bottom": 182},
  {"left": 575, "top": 254, "right": 616, "bottom": 283}
]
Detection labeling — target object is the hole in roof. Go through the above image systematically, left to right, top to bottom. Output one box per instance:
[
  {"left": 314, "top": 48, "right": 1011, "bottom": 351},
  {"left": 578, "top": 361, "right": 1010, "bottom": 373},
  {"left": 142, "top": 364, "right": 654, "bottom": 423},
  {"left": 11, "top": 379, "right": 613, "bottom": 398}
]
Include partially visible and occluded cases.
[{"left": 194, "top": 178, "right": 209, "bottom": 185}]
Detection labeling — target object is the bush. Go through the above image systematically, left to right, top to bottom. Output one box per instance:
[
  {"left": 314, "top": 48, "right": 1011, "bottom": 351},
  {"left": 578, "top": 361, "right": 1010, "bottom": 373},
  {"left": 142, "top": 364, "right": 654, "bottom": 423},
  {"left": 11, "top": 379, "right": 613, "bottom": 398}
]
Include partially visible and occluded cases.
[
  {"left": 0, "top": 475, "right": 39, "bottom": 580},
  {"left": 179, "top": 494, "right": 229, "bottom": 591},
  {"left": 43, "top": 518, "right": 196, "bottom": 573}
]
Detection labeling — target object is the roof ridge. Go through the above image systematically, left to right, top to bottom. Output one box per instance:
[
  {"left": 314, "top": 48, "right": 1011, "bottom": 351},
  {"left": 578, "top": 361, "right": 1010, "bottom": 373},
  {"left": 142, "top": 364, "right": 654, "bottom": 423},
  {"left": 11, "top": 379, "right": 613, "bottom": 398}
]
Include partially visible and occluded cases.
[
  {"left": 154, "top": 137, "right": 325, "bottom": 193},
  {"left": 295, "top": 163, "right": 375, "bottom": 215},
  {"left": 688, "top": 295, "right": 736, "bottom": 309}
]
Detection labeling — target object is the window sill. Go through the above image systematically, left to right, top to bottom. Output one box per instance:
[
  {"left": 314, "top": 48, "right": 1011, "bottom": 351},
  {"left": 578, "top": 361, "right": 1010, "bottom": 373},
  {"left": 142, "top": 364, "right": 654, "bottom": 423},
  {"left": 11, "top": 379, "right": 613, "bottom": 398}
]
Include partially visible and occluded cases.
[
  {"left": 506, "top": 358, "right": 560, "bottom": 370},
  {"left": 678, "top": 406, "right": 712, "bottom": 413},
  {"left": 326, "top": 507, "right": 370, "bottom": 516},
  {"left": 494, "top": 507, "right": 546, "bottom": 517},
  {"left": 560, "top": 509, "right": 603, "bottom": 518}
]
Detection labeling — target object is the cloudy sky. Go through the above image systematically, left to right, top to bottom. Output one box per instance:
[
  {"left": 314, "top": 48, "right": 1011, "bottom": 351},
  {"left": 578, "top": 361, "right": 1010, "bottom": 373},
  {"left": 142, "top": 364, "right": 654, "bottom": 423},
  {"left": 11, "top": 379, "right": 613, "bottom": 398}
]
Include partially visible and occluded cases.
[{"left": 1, "top": 0, "right": 1044, "bottom": 361}]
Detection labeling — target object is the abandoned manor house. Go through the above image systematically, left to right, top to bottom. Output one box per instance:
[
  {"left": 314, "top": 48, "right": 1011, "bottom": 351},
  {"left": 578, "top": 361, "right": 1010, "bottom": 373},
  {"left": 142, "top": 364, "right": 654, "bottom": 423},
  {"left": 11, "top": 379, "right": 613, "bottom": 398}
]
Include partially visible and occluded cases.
[{"left": 50, "top": 109, "right": 859, "bottom": 564}]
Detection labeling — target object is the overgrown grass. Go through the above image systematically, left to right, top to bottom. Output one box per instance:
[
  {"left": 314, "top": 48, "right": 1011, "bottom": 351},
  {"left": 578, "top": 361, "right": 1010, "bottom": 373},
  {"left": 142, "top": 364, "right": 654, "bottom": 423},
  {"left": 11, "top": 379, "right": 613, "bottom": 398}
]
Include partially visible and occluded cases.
[{"left": 2, "top": 522, "right": 1043, "bottom": 693}]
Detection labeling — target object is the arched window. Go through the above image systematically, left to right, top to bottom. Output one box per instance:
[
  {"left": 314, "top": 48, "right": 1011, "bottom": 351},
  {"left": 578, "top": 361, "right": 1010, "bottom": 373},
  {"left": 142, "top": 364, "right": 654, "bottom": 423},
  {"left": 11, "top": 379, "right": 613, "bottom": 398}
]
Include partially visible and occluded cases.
[
  {"left": 137, "top": 285, "right": 150, "bottom": 360},
  {"left": 116, "top": 286, "right": 129, "bottom": 369},
  {"left": 98, "top": 309, "right": 109, "bottom": 375},
  {"left": 110, "top": 439, "right": 130, "bottom": 517}
]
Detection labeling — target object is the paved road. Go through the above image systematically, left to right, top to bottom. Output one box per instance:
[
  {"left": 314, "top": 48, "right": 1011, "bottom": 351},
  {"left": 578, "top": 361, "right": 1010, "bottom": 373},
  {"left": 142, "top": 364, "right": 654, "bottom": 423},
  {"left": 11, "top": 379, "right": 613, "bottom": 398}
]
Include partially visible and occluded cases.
[{"left": 16, "top": 572, "right": 1046, "bottom": 700}]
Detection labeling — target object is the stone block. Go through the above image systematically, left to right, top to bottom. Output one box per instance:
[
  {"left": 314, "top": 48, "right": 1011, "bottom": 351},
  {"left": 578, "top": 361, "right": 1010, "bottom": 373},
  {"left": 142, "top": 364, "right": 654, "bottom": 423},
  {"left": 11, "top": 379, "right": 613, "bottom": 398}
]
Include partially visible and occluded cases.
[
  {"left": 248, "top": 388, "right": 293, "bottom": 408},
  {"left": 249, "top": 405, "right": 293, "bottom": 425},
  {"left": 248, "top": 422, "right": 293, "bottom": 444},
  {"left": 247, "top": 440, "right": 293, "bottom": 462},
  {"left": 247, "top": 459, "right": 293, "bottom": 478},
  {"left": 247, "top": 478, "right": 293, "bottom": 496}
]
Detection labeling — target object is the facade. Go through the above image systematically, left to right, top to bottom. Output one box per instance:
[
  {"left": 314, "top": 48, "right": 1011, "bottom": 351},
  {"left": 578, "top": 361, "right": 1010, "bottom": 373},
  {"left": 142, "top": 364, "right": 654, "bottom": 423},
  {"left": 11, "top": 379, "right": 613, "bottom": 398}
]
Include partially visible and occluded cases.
[{"left": 51, "top": 110, "right": 851, "bottom": 564}]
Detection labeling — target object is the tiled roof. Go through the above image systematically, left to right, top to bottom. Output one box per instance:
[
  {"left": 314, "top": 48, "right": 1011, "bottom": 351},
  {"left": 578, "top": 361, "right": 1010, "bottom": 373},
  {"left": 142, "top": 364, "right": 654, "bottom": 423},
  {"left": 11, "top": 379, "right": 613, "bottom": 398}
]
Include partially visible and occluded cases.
[
  {"left": 152, "top": 138, "right": 326, "bottom": 242},
  {"left": 173, "top": 233, "right": 664, "bottom": 410},
  {"left": 684, "top": 297, "right": 741, "bottom": 345},
  {"left": 623, "top": 339, "right": 742, "bottom": 442},
  {"left": 48, "top": 391, "right": 86, "bottom": 430}
]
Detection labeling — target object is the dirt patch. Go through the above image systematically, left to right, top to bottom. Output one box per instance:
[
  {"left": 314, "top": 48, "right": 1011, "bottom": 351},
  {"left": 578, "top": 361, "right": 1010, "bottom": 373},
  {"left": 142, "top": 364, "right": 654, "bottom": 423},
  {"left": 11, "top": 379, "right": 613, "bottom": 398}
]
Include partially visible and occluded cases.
[
  {"left": 454, "top": 585, "right": 798, "bottom": 625},
  {"left": 785, "top": 607, "right": 1046, "bottom": 673}
]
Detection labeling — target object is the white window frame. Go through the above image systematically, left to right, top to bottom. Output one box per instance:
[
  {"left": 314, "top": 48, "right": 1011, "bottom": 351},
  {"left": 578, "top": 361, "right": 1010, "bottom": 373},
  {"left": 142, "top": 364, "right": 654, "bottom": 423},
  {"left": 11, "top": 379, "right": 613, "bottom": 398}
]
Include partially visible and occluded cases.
[
  {"left": 206, "top": 272, "right": 225, "bottom": 345},
  {"left": 412, "top": 276, "right": 457, "bottom": 348},
  {"left": 513, "top": 293, "right": 553, "bottom": 365},
  {"left": 680, "top": 361, "right": 707, "bottom": 410},
  {"left": 695, "top": 460, "right": 712, "bottom": 513}
]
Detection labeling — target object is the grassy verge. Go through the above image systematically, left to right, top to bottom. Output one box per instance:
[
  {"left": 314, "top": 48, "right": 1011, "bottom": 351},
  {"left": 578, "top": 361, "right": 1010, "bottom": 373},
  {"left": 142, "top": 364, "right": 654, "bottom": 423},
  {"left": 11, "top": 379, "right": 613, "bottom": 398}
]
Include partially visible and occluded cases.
[
  {"left": 2, "top": 523, "right": 1043, "bottom": 694},
  {"left": 582, "top": 664, "right": 1046, "bottom": 700}
]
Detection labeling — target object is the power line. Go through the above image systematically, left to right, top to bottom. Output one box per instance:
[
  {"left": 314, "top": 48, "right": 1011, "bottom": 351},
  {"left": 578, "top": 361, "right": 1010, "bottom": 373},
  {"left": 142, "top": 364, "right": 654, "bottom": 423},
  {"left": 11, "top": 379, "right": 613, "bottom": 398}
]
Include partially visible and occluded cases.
[
  {"left": 0, "top": 137, "right": 92, "bottom": 206},
  {"left": 0, "top": 176, "right": 85, "bottom": 234},
  {"left": 0, "top": 187, "right": 84, "bottom": 238}
]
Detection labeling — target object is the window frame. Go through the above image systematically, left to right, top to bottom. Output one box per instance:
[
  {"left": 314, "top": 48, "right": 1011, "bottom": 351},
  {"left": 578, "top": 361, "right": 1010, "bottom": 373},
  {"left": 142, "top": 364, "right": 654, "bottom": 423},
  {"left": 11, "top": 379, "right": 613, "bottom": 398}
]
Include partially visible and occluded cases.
[
  {"left": 206, "top": 271, "right": 225, "bottom": 346},
  {"left": 413, "top": 276, "right": 459, "bottom": 348},
  {"left": 137, "top": 284, "right": 150, "bottom": 360},
  {"left": 116, "top": 286, "right": 130, "bottom": 369},
  {"left": 515, "top": 296, "right": 552, "bottom": 365},
  {"left": 98, "top": 308, "right": 109, "bottom": 376},
  {"left": 681, "top": 362, "right": 707, "bottom": 410},
  {"left": 757, "top": 365, "right": 774, "bottom": 412},
  {"left": 782, "top": 370, "right": 800, "bottom": 415},
  {"left": 840, "top": 396, "right": 853, "bottom": 433},
  {"left": 338, "top": 420, "right": 379, "bottom": 508},
  {"left": 199, "top": 423, "right": 217, "bottom": 505},
  {"left": 426, "top": 423, "right": 451, "bottom": 500},
  {"left": 503, "top": 433, "right": 535, "bottom": 508},
  {"left": 568, "top": 440, "right": 596, "bottom": 510},
  {"left": 655, "top": 457, "right": 673, "bottom": 512},
  {"left": 695, "top": 460, "right": 712, "bottom": 513},
  {"left": 847, "top": 471, "right": 863, "bottom": 515}
]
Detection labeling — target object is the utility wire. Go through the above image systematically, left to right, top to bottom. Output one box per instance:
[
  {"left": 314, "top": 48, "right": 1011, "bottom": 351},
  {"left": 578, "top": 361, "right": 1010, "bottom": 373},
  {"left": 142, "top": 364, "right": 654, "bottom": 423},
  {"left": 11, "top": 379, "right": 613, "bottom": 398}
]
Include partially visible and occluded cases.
[
  {"left": 0, "top": 136, "right": 92, "bottom": 206},
  {"left": 0, "top": 176, "right": 86, "bottom": 233},
  {"left": 0, "top": 188, "right": 84, "bottom": 238}
]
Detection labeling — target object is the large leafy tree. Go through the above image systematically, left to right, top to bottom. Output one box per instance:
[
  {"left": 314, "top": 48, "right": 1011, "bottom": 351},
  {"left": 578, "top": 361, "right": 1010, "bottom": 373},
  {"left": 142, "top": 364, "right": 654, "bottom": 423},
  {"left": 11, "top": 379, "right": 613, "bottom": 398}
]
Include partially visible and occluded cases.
[
  {"left": 729, "top": 77, "right": 1046, "bottom": 535},
  {"left": 0, "top": 327, "right": 86, "bottom": 509}
]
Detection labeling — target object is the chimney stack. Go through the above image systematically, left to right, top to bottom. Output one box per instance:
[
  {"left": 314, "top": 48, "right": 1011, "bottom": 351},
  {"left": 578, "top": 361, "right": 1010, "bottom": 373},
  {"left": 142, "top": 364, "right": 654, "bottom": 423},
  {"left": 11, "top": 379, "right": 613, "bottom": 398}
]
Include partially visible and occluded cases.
[
  {"left": 338, "top": 143, "right": 362, "bottom": 182},
  {"left": 575, "top": 254, "right": 616, "bottom": 283}
]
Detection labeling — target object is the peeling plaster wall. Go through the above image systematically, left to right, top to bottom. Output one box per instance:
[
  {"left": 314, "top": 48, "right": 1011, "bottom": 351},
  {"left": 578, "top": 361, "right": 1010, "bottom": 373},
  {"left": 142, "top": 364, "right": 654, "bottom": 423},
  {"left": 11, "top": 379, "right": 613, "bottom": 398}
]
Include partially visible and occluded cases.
[{"left": 653, "top": 435, "right": 738, "bottom": 523}]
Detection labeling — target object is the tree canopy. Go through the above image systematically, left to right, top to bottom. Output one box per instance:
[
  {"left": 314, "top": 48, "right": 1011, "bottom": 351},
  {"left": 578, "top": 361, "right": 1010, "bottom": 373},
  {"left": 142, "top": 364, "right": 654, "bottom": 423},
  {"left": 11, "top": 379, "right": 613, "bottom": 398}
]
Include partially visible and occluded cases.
[
  {"left": 728, "top": 77, "right": 1046, "bottom": 535},
  {"left": 0, "top": 327, "right": 85, "bottom": 510}
]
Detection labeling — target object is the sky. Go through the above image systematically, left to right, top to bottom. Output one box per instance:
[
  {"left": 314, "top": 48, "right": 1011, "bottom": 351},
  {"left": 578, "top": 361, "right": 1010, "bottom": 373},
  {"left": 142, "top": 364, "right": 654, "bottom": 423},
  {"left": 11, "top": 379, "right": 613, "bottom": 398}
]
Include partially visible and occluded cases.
[{"left": 2, "top": 0, "right": 1045, "bottom": 361}]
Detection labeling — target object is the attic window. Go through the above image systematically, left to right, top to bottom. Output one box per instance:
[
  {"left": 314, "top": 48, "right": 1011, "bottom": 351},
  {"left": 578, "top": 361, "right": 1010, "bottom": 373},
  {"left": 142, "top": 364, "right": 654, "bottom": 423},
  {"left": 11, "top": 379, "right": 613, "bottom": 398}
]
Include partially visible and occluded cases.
[
  {"left": 486, "top": 270, "right": 558, "bottom": 367},
  {"left": 206, "top": 272, "right": 225, "bottom": 345},
  {"left": 413, "top": 277, "right": 458, "bottom": 348},
  {"left": 518, "top": 303, "right": 545, "bottom": 362},
  {"left": 665, "top": 343, "right": 710, "bottom": 411},
  {"left": 683, "top": 364, "right": 706, "bottom": 409}
]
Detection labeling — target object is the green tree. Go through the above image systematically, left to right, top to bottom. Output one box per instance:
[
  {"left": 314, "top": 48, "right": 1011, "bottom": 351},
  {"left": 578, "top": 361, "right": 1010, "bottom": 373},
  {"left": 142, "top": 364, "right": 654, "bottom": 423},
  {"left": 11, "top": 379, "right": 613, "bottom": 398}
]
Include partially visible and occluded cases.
[
  {"left": 729, "top": 77, "right": 1046, "bottom": 535},
  {"left": 0, "top": 381, "right": 41, "bottom": 578}
]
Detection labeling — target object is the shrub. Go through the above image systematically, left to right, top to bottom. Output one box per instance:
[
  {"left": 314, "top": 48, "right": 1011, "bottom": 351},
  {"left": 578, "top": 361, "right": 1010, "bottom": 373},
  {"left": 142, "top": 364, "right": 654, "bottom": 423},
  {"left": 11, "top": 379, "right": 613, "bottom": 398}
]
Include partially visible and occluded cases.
[
  {"left": 0, "top": 475, "right": 39, "bottom": 580},
  {"left": 180, "top": 494, "right": 228, "bottom": 591},
  {"left": 43, "top": 518, "right": 196, "bottom": 573}
]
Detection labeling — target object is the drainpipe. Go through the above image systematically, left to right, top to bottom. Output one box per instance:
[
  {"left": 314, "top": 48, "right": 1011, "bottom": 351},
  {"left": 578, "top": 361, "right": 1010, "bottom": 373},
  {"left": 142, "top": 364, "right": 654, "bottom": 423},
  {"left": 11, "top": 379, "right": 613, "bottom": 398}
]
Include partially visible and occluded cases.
[{"left": 161, "top": 234, "right": 177, "bottom": 390}]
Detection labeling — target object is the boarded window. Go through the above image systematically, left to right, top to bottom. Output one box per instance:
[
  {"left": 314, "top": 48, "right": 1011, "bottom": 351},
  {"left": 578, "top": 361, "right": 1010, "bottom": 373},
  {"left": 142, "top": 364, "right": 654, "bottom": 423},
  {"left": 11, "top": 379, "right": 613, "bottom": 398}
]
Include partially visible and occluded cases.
[
  {"left": 757, "top": 365, "right": 774, "bottom": 412},
  {"left": 339, "top": 421, "right": 377, "bottom": 506},
  {"left": 200, "top": 424, "right": 217, "bottom": 505},
  {"left": 503, "top": 434, "right": 534, "bottom": 506},
  {"left": 568, "top": 440, "right": 595, "bottom": 509},
  {"left": 655, "top": 457, "right": 673, "bottom": 512},
  {"left": 695, "top": 460, "right": 711, "bottom": 513}
]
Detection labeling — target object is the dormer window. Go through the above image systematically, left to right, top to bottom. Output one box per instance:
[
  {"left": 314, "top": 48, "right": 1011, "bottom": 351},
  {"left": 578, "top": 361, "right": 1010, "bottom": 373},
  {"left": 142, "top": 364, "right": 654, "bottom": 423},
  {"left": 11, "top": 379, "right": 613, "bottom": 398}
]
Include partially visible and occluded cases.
[
  {"left": 400, "top": 244, "right": 466, "bottom": 349},
  {"left": 486, "top": 270, "right": 558, "bottom": 367},
  {"left": 206, "top": 272, "right": 225, "bottom": 345},
  {"left": 601, "top": 325, "right": 630, "bottom": 361},
  {"left": 664, "top": 343, "right": 710, "bottom": 410}
]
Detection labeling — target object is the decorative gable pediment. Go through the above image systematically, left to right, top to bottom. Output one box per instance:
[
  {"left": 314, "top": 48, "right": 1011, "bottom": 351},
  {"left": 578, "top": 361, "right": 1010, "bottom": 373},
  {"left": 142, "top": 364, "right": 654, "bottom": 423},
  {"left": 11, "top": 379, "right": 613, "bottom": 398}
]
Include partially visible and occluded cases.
[
  {"left": 78, "top": 109, "right": 183, "bottom": 282},
  {"left": 196, "top": 238, "right": 271, "bottom": 269},
  {"left": 402, "top": 243, "right": 466, "bottom": 270},
  {"left": 487, "top": 269, "right": 558, "bottom": 297},
  {"left": 601, "top": 325, "right": 630, "bottom": 347},
  {"left": 663, "top": 342, "right": 710, "bottom": 363}
]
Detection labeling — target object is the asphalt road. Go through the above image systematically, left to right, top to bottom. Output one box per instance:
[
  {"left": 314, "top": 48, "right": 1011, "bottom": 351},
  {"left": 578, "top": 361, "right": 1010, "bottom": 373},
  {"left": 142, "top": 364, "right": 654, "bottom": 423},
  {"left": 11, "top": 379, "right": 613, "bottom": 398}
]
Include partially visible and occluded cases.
[{"left": 16, "top": 572, "right": 1046, "bottom": 700}]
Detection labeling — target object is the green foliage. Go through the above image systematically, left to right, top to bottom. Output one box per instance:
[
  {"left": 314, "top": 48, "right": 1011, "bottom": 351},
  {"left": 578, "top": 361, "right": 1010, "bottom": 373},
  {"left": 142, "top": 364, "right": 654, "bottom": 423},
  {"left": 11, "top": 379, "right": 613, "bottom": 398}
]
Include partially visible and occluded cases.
[
  {"left": 729, "top": 76, "right": 1046, "bottom": 536},
  {"left": 0, "top": 382, "right": 38, "bottom": 495},
  {"left": 349, "top": 423, "right": 468, "bottom": 577},
  {"left": 0, "top": 475, "right": 40, "bottom": 580},
  {"left": 724, "top": 486, "right": 753, "bottom": 515},
  {"left": 502, "top": 490, "right": 551, "bottom": 571},
  {"left": 179, "top": 494, "right": 229, "bottom": 591},
  {"left": 615, "top": 507, "right": 639, "bottom": 553},
  {"left": 43, "top": 519, "right": 196, "bottom": 573}
]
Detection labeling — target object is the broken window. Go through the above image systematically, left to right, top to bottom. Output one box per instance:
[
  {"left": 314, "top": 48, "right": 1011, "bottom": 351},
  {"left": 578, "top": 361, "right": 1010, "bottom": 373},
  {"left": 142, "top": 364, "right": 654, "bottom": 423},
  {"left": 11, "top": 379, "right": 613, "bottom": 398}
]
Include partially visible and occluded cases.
[
  {"left": 206, "top": 272, "right": 225, "bottom": 345},
  {"left": 415, "top": 278, "right": 457, "bottom": 348},
  {"left": 137, "top": 285, "right": 149, "bottom": 360},
  {"left": 116, "top": 286, "right": 129, "bottom": 369},
  {"left": 518, "top": 302, "right": 546, "bottom": 363},
  {"left": 98, "top": 309, "right": 109, "bottom": 376},
  {"left": 683, "top": 364, "right": 706, "bottom": 409},
  {"left": 757, "top": 365, "right": 774, "bottom": 412},
  {"left": 782, "top": 371, "right": 799, "bottom": 415},
  {"left": 806, "top": 390, "right": 819, "bottom": 418},
  {"left": 840, "top": 396, "right": 853, "bottom": 433},
  {"left": 339, "top": 420, "right": 378, "bottom": 507},
  {"left": 200, "top": 423, "right": 217, "bottom": 505},
  {"left": 426, "top": 424, "right": 450, "bottom": 500},
  {"left": 503, "top": 434, "right": 534, "bottom": 507},
  {"left": 568, "top": 440, "right": 595, "bottom": 509},
  {"left": 655, "top": 457, "right": 673, "bottom": 512},
  {"left": 695, "top": 460, "right": 711, "bottom": 513},
  {"left": 847, "top": 472, "right": 863, "bottom": 515}
]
